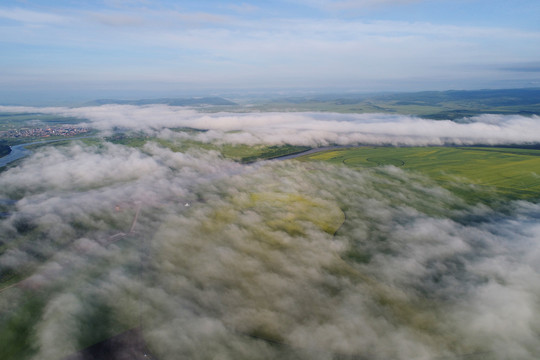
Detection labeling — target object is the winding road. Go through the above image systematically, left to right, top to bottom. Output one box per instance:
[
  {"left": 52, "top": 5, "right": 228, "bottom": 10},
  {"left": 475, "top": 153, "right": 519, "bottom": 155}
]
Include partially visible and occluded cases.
[{"left": 271, "top": 145, "right": 351, "bottom": 161}]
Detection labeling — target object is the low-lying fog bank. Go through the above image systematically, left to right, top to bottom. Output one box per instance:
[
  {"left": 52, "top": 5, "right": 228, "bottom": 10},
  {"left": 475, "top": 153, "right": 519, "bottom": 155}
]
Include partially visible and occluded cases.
[
  {"left": 2, "top": 105, "right": 540, "bottom": 147},
  {"left": 1, "top": 137, "right": 539, "bottom": 359}
]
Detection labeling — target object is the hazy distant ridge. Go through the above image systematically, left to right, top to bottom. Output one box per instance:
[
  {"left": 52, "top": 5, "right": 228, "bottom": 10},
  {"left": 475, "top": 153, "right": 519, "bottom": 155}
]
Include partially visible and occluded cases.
[
  {"left": 264, "top": 88, "right": 540, "bottom": 118},
  {"left": 278, "top": 88, "right": 540, "bottom": 105},
  {"left": 372, "top": 88, "right": 540, "bottom": 105},
  {"left": 83, "top": 97, "right": 237, "bottom": 106}
]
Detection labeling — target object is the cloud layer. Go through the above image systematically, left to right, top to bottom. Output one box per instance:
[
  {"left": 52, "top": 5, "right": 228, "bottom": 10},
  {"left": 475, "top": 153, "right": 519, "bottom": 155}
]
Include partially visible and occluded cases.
[
  {"left": 2, "top": 105, "right": 540, "bottom": 147},
  {"left": 0, "top": 136, "right": 539, "bottom": 359}
]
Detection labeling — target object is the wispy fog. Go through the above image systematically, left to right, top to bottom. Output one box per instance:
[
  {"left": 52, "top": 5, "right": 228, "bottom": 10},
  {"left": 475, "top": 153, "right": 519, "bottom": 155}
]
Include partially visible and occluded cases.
[
  {"left": 2, "top": 105, "right": 540, "bottom": 146},
  {"left": 1, "top": 135, "right": 539, "bottom": 359}
]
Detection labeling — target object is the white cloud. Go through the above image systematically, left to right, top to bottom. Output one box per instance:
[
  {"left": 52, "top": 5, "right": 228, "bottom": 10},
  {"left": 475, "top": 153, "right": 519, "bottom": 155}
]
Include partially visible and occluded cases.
[
  {"left": 302, "top": 0, "right": 428, "bottom": 11},
  {"left": 1, "top": 5, "right": 538, "bottom": 90},
  {"left": 0, "top": 7, "right": 67, "bottom": 24},
  {"left": 89, "top": 12, "right": 145, "bottom": 27},
  {"left": 2, "top": 105, "right": 540, "bottom": 147},
  {"left": 2, "top": 142, "right": 540, "bottom": 358}
]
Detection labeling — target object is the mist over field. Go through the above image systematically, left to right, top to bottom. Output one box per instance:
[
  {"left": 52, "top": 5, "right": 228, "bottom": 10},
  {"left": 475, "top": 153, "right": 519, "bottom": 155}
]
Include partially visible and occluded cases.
[
  {"left": 2, "top": 105, "right": 540, "bottom": 146},
  {"left": 1, "top": 107, "right": 540, "bottom": 360}
]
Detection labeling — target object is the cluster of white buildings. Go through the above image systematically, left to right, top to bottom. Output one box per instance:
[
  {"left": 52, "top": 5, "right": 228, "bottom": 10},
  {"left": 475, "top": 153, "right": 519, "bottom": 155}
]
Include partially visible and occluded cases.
[{"left": 0, "top": 126, "right": 90, "bottom": 138}]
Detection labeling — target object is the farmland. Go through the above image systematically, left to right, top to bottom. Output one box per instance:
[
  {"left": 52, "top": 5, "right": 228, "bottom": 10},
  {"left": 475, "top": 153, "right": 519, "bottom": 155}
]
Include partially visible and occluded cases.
[
  {"left": 243, "top": 88, "right": 540, "bottom": 118},
  {"left": 297, "top": 146, "right": 540, "bottom": 203}
]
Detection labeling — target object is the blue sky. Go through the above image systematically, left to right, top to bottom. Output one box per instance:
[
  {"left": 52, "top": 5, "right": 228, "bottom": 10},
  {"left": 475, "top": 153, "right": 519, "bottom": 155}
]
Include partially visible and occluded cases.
[{"left": 1, "top": 0, "right": 540, "bottom": 101}]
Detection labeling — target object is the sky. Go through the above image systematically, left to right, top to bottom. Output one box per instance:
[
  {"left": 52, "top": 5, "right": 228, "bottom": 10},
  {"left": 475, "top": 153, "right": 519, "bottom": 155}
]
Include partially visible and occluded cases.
[{"left": 1, "top": 0, "right": 540, "bottom": 101}]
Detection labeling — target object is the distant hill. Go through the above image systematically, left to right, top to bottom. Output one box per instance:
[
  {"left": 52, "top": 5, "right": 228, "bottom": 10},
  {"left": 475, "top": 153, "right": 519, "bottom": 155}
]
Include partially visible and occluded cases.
[
  {"left": 261, "top": 88, "right": 540, "bottom": 118},
  {"left": 274, "top": 88, "right": 540, "bottom": 106},
  {"left": 372, "top": 88, "right": 540, "bottom": 106},
  {"left": 65, "top": 89, "right": 540, "bottom": 118},
  {"left": 83, "top": 97, "right": 237, "bottom": 107}
]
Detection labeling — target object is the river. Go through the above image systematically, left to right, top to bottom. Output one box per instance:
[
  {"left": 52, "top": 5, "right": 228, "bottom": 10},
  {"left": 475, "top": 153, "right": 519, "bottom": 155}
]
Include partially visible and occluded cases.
[
  {"left": 0, "top": 136, "right": 95, "bottom": 168},
  {"left": 0, "top": 136, "right": 347, "bottom": 169}
]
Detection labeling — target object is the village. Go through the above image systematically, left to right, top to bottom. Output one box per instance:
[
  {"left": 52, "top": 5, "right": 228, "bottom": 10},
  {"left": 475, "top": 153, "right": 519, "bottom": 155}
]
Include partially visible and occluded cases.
[{"left": 0, "top": 125, "right": 90, "bottom": 138}]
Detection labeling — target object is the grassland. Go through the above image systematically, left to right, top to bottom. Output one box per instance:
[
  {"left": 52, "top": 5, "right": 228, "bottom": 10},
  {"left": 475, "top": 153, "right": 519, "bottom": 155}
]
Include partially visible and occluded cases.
[
  {"left": 242, "top": 88, "right": 540, "bottom": 118},
  {"left": 106, "top": 132, "right": 310, "bottom": 163},
  {"left": 297, "top": 146, "right": 540, "bottom": 203},
  {"left": 249, "top": 192, "right": 344, "bottom": 235}
]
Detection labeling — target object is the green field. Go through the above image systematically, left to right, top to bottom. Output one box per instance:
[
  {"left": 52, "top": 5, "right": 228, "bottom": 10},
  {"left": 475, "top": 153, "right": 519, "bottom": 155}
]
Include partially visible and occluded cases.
[
  {"left": 240, "top": 88, "right": 540, "bottom": 118},
  {"left": 106, "top": 132, "right": 310, "bottom": 163},
  {"left": 297, "top": 146, "right": 540, "bottom": 202},
  {"left": 249, "top": 192, "right": 345, "bottom": 235}
]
